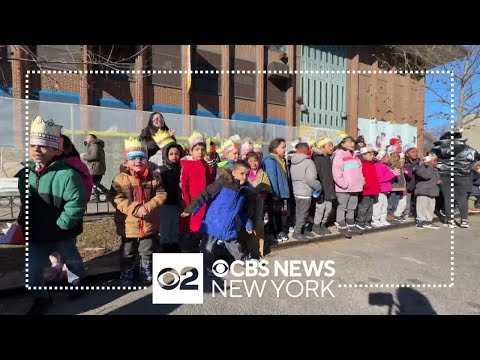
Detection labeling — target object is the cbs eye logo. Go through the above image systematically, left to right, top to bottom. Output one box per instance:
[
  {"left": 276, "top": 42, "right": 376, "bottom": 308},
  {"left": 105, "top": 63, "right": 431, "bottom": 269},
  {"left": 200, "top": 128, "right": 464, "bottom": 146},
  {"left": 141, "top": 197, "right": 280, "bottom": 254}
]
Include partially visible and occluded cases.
[
  {"left": 211, "top": 260, "right": 230, "bottom": 277},
  {"left": 157, "top": 267, "right": 199, "bottom": 291}
]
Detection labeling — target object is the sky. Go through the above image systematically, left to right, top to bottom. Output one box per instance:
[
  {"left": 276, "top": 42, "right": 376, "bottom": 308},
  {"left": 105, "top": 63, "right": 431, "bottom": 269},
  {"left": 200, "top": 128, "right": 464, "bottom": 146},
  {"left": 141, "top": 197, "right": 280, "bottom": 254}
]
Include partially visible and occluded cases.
[{"left": 425, "top": 46, "right": 480, "bottom": 130}]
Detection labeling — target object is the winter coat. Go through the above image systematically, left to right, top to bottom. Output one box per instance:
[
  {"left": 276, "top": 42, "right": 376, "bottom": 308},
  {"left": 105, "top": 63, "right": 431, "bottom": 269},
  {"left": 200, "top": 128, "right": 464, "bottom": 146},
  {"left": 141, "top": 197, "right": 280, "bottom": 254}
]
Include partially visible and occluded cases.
[
  {"left": 82, "top": 138, "right": 106, "bottom": 176},
  {"left": 431, "top": 139, "right": 480, "bottom": 177},
  {"left": 158, "top": 143, "right": 183, "bottom": 206},
  {"left": 332, "top": 148, "right": 365, "bottom": 193},
  {"left": 312, "top": 149, "right": 336, "bottom": 201},
  {"left": 262, "top": 153, "right": 290, "bottom": 199},
  {"left": 290, "top": 153, "right": 322, "bottom": 197},
  {"left": 65, "top": 155, "right": 94, "bottom": 201},
  {"left": 179, "top": 156, "right": 216, "bottom": 233},
  {"left": 404, "top": 156, "right": 420, "bottom": 193},
  {"left": 16, "top": 158, "right": 87, "bottom": 243},
  {"left": 361, "top": 160, "right": 380, "bottom": 196},
  {"left": 374, "top": 162, "right": 397, "bottom": 193},
  {"left": 414, "top": 164, "right": 440, "bottom": 198},
  {"left": 109, "top": 166, "right": 167, "bottom": 239},
  {"left": 184, "top": 167, "right": 253, "bottom": 242}
]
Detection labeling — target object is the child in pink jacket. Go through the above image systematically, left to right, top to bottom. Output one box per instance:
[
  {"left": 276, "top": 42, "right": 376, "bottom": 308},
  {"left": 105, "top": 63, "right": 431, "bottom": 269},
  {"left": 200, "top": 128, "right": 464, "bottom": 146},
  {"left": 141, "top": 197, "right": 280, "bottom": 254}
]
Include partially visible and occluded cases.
[
  {"left": 332, "top": 135, "right": 365, "bottom": 238},
  {"left": 372, "top": 150, "right": 401, "bottom": 227}
]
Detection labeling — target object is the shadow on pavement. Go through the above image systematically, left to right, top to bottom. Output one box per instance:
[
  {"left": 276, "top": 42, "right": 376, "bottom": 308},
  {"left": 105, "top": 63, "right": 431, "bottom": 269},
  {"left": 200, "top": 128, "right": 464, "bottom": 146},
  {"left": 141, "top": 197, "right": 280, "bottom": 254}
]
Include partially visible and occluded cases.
[{"left": 369, "top": 288, "right": 437, "bottom": 315}]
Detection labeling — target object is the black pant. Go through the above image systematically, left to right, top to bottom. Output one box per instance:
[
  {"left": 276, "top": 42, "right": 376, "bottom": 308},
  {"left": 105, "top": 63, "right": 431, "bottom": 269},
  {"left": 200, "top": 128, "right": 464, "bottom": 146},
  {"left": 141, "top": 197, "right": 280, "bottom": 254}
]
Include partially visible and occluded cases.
[
  {"left": 92, "top": 175, "right": 108, "bottom": 195},
  {"left": 440, "top": 175, "right": 471, "bottom": 221},
  {"left": 356, "top": 195, "right": 376, "bottom": 226},
  {"left": 265, "top": 196, "right": 289, "bottom": 236},
  {"left": 202, "top": 234, "right": 246, "bottom": 269},
  {"left": 121, "top": 236, "right": 155, "bottom": 268}
]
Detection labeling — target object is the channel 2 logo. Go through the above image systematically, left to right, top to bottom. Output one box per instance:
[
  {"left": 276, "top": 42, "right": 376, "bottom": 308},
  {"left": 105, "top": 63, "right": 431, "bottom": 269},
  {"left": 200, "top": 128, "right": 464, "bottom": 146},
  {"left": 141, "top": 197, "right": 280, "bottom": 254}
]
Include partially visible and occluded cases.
[{"left": 152, "top": 253, "right": 204, "bottom": 304}]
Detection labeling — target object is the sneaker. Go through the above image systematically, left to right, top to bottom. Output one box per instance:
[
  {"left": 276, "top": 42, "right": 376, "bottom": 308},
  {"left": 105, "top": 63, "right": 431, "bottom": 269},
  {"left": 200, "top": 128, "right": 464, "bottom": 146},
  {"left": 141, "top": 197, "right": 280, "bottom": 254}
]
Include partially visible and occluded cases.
[
  {"left": 468, "top": 208, "right": 480, "bottom": 214},
  {"left": 440, "top": 209, "right": 446, "bottom": 217},
  {"left": 395, "top": 216, "right": 406, "bottom": 222},
  {"left": 380, "top": 220, "right": 391, "bottom": 226},
  {"left": 460, "top": 220, "right": 469, "bottom": 228},
  {"left": 371, "top": 221, "right": 383, "bottom": 228},
  {"left": 443, "top": 221, "right": 457, "bottom": 228},
  {"left": 416, "top": 222, "right": 424, "bottom": 230},
  {"left": 321, "top": 223, "right": 332, "bottom": 235},
  {"left": 355, "top": 223, "right": 366, "bottom": 231},
  {"left": 364, "top": 223, "right": 373, "bottom": 229},
  {"left": 423, "top": 223, "right": 440, "bottom": 230},
  {"left": 312, "top": 224, "right": 325, "bottom": 235},
  {"left": 347, "top": 224, "right": 363, "bottom": 235},
  {"left": 336, "top": 225, "right": 352, "bottom": 239},
  {"left": 288, "top": 227, "right": 295, "bottom": 234},
  {"left": 278, "top": 232, "right": 289, "bottom": 242},
  {"left": 292, "top": 233, "right": 309, "bottom": 241},
  {"left": 26, "top": 298, "right": 52, "bottom": 316}
]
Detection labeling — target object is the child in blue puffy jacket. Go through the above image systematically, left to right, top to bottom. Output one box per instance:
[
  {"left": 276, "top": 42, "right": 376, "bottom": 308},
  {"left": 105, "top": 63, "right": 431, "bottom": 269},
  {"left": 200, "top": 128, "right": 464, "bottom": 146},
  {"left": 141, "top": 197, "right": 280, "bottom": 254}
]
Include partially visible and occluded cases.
[{"left": 181, "top": 160, "right": 254, "bottom": 276}]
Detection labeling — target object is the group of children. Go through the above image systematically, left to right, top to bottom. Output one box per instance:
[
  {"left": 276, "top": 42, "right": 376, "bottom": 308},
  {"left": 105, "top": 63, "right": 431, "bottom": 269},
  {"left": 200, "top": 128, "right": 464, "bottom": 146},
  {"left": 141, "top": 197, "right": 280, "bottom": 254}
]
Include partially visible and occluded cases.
[{"left": 19, "top": 114, "right": 479, "bottom": 315}]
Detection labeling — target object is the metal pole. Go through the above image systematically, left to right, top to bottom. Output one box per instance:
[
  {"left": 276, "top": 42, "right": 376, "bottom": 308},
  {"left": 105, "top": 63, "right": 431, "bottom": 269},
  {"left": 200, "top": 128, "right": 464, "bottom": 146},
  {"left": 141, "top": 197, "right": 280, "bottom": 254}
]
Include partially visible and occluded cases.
[{"left": 71, "top": 105, "right": 74, "bottom": 144}]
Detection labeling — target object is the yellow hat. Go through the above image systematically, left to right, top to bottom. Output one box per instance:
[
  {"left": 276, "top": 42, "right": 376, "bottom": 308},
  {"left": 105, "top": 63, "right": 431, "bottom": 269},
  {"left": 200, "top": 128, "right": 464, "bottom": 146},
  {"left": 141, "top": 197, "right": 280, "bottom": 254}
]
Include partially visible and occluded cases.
[
  {"left": 152, "top": 131, "right": 175, "bottom": 149},
  {"left": 188, "top": 131, "right": 205, "bottom": 150},
  {"left": 124, "top": 137, "right": 146, "bottom": 160},
  {"left": 308, "top": 137, "right": 317, "bottom": 147},
  {"left": 316, "top": 137, "right": 333, "bottom": 148}
]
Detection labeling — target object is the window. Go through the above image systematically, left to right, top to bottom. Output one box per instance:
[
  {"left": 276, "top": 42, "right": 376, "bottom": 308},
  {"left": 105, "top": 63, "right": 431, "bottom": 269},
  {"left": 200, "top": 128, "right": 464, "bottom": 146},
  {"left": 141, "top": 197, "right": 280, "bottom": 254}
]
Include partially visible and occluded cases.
[
  {"left": 32, "top": 45, "right": 83, "bottom": 71},
  {"left": 94, "top": 45, "right": 137, "bottom": 81},
  {"left": 151, "top": 45, "right": 181, "bottom": 88}
]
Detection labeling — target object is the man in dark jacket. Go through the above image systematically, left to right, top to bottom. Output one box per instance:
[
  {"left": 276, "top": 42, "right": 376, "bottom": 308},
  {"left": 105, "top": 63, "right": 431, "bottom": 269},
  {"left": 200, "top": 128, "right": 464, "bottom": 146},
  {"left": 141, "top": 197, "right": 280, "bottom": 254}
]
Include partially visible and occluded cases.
[
  {"left": 431, "top": 130, "right": 480, "bottom": 228},
  {"left": 81, "top": 134, "right": 107, "bottom": 200},
  {"left": 312, "top": 138, "right": 336, "bottom": 235}
]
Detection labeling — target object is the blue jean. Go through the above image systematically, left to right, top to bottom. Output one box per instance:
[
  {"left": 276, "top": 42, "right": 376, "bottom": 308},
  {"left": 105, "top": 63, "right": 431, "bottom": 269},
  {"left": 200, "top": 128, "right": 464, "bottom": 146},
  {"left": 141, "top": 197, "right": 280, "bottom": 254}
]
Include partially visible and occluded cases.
[
  {"left": 387, "top": 192, "right": 403, "bottom": 215},
  {"left": 29, "top": 238, "right": 85, "bottom": 299}
]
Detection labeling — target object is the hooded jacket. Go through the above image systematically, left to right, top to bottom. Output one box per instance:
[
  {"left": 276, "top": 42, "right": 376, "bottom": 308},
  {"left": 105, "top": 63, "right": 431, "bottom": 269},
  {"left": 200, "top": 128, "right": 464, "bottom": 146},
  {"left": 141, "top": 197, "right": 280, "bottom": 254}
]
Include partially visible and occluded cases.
[
  {"left": 82, "top": 138, "right": 106, "bottom": 176},
  {"left": 158, "top": 143, "right": 183, "bottom": 205},
  {"left": 312, "top": 148, "right": 336, "bottom": 201},
  {"left": 332, "top": 148, "right": 365, "bottom": 193},
  {"left": 262, "top": 153, "right": 290, "bottom": 198},
  {"left": 290, "top": 153, "right": 322, "bottom": 197},
  {"left": 184, "top": 167, "right": 253, "bottom": 242}
]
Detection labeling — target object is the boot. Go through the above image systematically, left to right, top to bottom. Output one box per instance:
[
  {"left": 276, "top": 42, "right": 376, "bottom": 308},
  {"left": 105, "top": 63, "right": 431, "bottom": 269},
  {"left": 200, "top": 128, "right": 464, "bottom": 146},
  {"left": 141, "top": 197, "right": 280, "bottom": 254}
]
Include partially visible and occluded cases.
[
  {"left": 140, "top": 259, "right": 153, "bottom": 285},
  {"left": 119, "top": 264, "right": 135, "bottom": 287}
]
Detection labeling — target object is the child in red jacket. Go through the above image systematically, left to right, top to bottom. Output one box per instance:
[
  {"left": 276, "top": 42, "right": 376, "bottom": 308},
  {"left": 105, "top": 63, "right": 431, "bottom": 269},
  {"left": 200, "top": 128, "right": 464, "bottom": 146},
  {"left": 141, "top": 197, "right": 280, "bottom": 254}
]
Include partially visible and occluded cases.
[
  {"left": 179, "top": 131, "right": 216, "bottom": 252},
  {"left": 355, "top": 146, "right": 380, "bottom": 230}
]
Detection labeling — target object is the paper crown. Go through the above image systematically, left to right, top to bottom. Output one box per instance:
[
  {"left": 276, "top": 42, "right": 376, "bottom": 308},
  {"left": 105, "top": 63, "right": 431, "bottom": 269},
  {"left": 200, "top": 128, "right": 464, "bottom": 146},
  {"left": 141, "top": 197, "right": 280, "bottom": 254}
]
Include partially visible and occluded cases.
[
  {"left": 30, "top": 116, "right": 63, "bottom": 149},
  {"left": 152, "top": 131, "right": 175, "bottom": 149},
  {"left": 188, "top": 131, "right": 205, "bottom": 149},
  {"left": 124, "top": 137, "right": 146, "bottom": 159},
  {"left": 308, "top": 137, "right": 317, "bottom": 147},
  {"left": 316, "top": 137, "right": 333, "bottom": 149},
  {"left": 219, "top": 139, "right": 237, "bottom": 157},
  {"left": 240, "top": 140, "right": 253, "bottom": 156},
  {"left": 253, "top": 143, "right": 263, "bottom": 153},
  {"left": 360, "top": 145, "right": 373, "bottom": 155},
  {"left": 375, "top": 149, "right": 387, "bottom": 161}
]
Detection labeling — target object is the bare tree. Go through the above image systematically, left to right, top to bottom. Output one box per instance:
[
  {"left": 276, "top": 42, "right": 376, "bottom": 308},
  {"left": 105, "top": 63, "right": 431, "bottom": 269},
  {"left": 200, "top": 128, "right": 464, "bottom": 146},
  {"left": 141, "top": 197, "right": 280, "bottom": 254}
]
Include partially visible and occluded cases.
[{"left": 376, "top": 45, "right": 479, "bottom": 128}]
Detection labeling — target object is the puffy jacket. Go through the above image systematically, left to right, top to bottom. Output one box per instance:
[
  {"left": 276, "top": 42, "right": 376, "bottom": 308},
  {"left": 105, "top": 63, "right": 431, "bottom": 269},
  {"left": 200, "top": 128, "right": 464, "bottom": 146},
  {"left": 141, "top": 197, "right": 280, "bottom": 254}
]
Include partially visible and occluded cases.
[
  {"left": 83, "top": 138, "right": 106, "bottom": 176},
  {"left": 431, "top": 139, "right": 479, "bottom": 177},
  {"left": 158, "top": 143, "right": 184, "bottom": 205},
  {"left": 332, "top": 148, "right": 365, "bottom": 193},
  {"left": 312, "top": 149, "right": 336, "bottom": 201},
  {"left": 262, "top": 153, "right": 290, "bottom": 199},
  {"left": 290, "top": 153, "right": 321, "bottom": 197},
  {"left": 179, "top": 156, "right": 216, "bottom": 233},
  {"left": 404, "top": 156, "right": 420, "bottom": 193},
  {"left": 16, "top": 159, "right": 87, "bottom": 243},
  {"left": 361, "top": 160, "right": 380, "bottom": 196},
  {"left": 374, "top": 162, "right": 397, "bottom": 193},
  {"left": 414, "top": 164, "right": 440, "bottom": 198},
  {"left": 109, "top": 166, "right": 167, "bottom": 238},
  {"left": 184, "top": 167, "right": 253, "bottom": 242}
]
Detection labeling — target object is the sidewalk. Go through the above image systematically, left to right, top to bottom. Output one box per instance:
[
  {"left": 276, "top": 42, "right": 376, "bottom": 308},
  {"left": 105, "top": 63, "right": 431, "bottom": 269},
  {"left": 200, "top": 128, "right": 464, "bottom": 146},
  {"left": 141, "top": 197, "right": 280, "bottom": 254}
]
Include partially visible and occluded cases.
[{"left": 0, "top": 218, "right": 423, "bottom": 294}]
